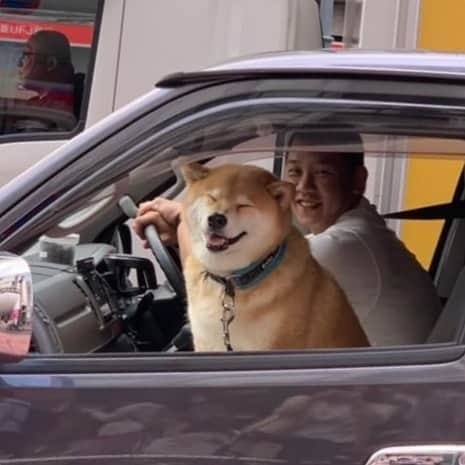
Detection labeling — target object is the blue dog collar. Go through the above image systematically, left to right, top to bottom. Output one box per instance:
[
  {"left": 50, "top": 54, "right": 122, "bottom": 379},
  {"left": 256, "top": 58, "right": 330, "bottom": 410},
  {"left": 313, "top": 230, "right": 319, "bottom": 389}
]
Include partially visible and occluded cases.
[
  {"left": 206, "top": 241, "right": 287, "bottom": 290},
  {"left": 230, "top": 241, "right": 287, "bottom": 289}
]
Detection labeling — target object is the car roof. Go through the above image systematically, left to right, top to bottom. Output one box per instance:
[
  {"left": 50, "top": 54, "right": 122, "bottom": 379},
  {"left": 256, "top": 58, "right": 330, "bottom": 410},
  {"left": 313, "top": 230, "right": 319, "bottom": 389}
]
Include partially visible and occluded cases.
[{"left": 157, "top": 50, "right": 465, "bottom": 87}]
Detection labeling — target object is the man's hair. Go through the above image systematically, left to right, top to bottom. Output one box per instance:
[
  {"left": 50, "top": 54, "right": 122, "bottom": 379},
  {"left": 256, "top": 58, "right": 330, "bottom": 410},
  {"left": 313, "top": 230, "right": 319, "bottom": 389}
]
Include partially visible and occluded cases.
[
  {"left": 27, "top": 30, "right": 74, "bottom": 84},
  {"left": 29, "top": 30, "right": 72, "bottom": 65},
  {"left": 285, "top": 131, "right": 365, "bottom": 174}
]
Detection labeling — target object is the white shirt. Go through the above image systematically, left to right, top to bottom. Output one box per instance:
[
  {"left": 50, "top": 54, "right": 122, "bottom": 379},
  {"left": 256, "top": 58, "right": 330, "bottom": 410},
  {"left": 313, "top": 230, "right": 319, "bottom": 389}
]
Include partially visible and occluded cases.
[{"left": 307, "top": 197, "right": 441, "bottom": 346}]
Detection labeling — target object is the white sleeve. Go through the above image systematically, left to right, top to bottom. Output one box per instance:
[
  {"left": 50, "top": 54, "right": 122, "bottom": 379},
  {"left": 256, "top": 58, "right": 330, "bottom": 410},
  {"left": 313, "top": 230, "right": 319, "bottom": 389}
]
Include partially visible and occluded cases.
[{"left": 307, "top": 230, "right": 380, "bottom": 323}]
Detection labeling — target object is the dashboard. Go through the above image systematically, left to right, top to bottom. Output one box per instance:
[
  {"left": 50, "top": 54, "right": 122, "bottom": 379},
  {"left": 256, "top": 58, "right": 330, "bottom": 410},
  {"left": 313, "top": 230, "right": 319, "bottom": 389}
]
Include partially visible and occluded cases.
[{"left": 25, "top": 243, "right": 184, "bottom": 353}]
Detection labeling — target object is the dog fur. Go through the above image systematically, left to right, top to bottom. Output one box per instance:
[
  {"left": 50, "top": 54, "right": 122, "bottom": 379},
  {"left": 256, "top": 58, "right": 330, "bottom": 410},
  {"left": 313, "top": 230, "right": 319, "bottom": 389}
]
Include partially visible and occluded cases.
[{"left": 181, "top": 163, "right": 369, "bottom": 351}]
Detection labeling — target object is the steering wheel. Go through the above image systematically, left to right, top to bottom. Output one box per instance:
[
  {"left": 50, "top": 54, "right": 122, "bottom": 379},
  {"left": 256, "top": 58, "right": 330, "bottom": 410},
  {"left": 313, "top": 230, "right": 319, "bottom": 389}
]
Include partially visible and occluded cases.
[{"left": 118, "top": 195, "right": 185, "bottom": 298}]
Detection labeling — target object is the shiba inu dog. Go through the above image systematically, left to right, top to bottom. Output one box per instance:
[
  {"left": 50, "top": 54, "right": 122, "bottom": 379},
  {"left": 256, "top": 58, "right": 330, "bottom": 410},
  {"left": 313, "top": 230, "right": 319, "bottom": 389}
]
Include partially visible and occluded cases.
[{"left": 181, "top": 162, "right": 369, "bottom": 351}]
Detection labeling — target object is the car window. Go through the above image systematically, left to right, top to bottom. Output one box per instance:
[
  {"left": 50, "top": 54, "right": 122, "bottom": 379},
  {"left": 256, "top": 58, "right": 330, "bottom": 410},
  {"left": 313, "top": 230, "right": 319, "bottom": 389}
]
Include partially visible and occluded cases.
[
  {"left": 0, "top": 0, "right": 102, "bottom": 137},
  {"left": 8, "top": 78, "right": 465, "bottom": 356},
  {"left": 23, "top": 136, "right": 465, "bottom": 353}
]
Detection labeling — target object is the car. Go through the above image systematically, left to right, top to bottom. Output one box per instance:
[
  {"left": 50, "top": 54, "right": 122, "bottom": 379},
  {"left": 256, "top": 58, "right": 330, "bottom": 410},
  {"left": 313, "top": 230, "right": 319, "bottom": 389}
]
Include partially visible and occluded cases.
[{"left": 1, "top": 50, "right": 465, "bottom": 464}]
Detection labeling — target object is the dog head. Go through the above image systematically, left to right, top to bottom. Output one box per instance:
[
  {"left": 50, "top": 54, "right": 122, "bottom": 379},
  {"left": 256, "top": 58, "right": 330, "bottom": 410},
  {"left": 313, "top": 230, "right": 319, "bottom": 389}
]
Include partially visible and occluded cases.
[{"left": 181, "top": 163, "right": 295, "bottom": 275}]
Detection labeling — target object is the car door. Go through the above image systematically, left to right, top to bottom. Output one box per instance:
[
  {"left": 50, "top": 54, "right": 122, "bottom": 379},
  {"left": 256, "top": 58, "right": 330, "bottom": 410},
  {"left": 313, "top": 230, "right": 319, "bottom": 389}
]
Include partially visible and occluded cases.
[
  {"left": 1, "top": 69, "right": 465, "bottom": 465},
  {"left": 2, "top": 344, "right": 465, "bottom": 464}
]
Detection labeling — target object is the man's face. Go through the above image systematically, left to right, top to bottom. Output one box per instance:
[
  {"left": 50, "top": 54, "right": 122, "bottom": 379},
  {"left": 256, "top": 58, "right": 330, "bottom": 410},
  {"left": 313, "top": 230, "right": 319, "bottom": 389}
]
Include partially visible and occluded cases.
[
  {"left": 18, "top": 40, "right": 46, "bottom": 81},
  {"left": 284, "top": 149, "right": 362, "bottom": 234}
]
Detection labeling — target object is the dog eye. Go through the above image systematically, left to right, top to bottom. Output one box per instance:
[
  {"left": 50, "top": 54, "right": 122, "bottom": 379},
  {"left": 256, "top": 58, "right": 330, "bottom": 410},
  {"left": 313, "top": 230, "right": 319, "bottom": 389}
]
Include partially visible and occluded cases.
[
  {"left": 207, "top": 193, "right": 217, "bottom": 202},
  {"left": 237, "top": 204, "right": 253, "bottom": 210}
]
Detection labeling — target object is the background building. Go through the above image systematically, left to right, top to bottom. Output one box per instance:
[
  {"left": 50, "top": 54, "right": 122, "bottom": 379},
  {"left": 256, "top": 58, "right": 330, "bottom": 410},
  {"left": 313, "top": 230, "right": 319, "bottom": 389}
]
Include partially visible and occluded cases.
[{"left": 319, "top": 0, "right": 464, "bottom": 268}]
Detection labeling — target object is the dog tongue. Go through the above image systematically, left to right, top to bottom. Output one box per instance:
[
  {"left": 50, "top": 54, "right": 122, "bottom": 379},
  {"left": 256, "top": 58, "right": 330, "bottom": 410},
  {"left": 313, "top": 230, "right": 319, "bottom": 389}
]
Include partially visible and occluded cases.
[{"left": 208, "top": 233, "right": 228, "bottom": 246}]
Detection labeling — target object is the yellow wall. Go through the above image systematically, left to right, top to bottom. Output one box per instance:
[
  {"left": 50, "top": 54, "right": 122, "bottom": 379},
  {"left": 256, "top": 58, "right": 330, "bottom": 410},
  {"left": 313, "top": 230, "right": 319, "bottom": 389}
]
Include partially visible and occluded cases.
[
  {"left": 401, "top": 0, "right": 465, "bottom": 268},
  {"left": 418, "top": 0, "right": 465, "bottom": 52},
  {"left": 402, "top": 157, "right": 462, "bottom": 267}
]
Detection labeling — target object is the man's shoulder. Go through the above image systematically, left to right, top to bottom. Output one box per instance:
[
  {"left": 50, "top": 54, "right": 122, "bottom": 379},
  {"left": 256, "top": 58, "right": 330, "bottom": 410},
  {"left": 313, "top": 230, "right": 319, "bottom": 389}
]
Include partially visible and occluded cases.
[
  {"left": 336, "top": 198, "right": 385, "bottom": 229},
  {"left": 306, "top": 201, "right": 385, "bottom": 268},
  {"left": 306, "top": 227, "right": 379, "bottom": 288},
  {"left": 307, "top": 227, "right": 370, "bottom": 260}
]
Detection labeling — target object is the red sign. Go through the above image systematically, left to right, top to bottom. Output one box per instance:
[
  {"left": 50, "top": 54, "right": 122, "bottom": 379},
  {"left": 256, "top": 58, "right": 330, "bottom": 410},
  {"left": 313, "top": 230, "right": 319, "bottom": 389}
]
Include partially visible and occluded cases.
[{"left": 0, "top": 18, "right": 94, "bottom": 47}]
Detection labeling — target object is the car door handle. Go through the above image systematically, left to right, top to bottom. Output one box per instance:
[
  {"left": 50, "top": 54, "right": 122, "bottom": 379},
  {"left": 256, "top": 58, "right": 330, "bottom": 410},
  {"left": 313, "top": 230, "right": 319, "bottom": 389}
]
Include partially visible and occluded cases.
[{"left": 367, "top": 445, "right": 465, "bottom": 465}]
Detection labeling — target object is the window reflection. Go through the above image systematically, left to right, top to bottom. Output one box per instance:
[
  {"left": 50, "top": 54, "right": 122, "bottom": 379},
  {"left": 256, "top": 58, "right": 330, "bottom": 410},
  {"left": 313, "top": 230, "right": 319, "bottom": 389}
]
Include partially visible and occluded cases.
[{"left": 0, "top": 1, "right": 99, "bottom": 136}]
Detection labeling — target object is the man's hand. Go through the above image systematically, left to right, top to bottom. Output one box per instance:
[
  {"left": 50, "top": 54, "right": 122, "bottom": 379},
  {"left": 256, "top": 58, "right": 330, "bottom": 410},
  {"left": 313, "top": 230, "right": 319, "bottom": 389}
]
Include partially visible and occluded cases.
[{"left": 132, "top": 198, "right": 182, "bottom": 248}]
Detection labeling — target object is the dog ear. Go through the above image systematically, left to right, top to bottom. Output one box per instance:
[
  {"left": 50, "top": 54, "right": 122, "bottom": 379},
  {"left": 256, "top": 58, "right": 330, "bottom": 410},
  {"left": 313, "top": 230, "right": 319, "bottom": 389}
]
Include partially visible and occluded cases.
[
  {"left": 180, "top": 163, "right": 210, "bottom": 184},
  {"left": 267, "top": 181, "right": 295, "bottom": 210}
]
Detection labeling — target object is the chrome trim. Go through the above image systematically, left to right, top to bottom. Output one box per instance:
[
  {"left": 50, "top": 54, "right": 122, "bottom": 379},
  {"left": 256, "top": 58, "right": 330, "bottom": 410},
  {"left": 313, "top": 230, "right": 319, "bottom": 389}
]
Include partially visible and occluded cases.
[{"left": 367, "top": 445, "right": 465, "bottom": 465}]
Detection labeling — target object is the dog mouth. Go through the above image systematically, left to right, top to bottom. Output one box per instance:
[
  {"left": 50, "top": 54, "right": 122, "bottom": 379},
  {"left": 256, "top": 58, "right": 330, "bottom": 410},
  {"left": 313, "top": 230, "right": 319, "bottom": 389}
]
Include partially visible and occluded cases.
[{"left": 206, "top": 231, "right": 247, "bottom": 252}]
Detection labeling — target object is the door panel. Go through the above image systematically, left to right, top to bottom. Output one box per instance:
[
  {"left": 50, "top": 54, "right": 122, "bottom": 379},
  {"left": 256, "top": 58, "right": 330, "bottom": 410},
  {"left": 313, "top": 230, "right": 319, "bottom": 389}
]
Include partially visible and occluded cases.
[{"left": 1, "top": 356, "right": 465, "bottom": 464}]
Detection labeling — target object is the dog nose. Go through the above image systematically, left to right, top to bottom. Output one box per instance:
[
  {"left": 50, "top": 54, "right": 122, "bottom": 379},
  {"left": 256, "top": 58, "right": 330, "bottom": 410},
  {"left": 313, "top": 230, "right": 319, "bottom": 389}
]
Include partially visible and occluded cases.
[{"left": 208, "top": 213, "right": 227, "bottom": 230}]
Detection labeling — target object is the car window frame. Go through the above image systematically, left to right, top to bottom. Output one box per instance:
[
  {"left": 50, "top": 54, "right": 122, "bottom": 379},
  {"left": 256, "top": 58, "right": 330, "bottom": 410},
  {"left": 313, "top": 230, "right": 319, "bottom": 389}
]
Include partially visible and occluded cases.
[
  {"left": 2, "top": 76, "right": 465, "bottom": 371},
  {"left": 1, "top": 344, "right": 464, "bottom": 374}
]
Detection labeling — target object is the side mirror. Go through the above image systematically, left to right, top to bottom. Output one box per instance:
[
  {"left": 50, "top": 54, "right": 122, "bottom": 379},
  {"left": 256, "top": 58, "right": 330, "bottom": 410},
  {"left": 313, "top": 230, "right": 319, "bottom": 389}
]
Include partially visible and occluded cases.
[{"left": 0, "top": 253, "right": 32, "bottom": 360}]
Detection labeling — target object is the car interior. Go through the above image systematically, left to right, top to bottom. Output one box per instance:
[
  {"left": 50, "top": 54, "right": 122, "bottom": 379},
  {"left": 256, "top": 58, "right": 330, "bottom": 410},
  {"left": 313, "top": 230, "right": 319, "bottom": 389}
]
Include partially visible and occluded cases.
[{"left": 17, "top": 120, "right": 465, "bottom": 355}]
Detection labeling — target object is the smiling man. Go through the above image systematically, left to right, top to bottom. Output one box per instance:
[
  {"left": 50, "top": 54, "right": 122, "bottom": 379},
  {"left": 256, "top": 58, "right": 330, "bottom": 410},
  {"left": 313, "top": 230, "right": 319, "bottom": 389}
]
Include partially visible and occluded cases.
[
  {"left": 283, "top": 132, "right": 440, "bottom": 346},
  {"left": 285, "top": 134, "right": 367, "bottom": 235}
]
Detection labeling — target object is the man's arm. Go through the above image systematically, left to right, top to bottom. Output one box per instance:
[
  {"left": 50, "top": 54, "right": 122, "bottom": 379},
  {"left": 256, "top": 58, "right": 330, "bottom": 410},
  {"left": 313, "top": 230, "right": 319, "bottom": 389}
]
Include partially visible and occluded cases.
[{"left": 308, "top": 231, "right": 379, "bottom": 320}]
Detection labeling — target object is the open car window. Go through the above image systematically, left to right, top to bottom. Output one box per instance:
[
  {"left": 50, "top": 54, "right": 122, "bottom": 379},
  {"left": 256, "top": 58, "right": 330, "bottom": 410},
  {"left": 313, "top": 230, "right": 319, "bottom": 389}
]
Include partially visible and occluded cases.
[
  {"left": 4, "top": 75, "right": 465, "bottom": 356},
  {"left": 22, "top": 134, "right": 465, "bottom": 354}
]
